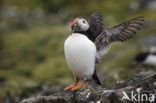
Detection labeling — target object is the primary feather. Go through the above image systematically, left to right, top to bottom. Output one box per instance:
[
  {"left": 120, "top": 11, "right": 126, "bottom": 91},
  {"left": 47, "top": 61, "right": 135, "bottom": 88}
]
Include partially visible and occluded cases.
[{"left": 94, "top": 16, "right": 144, "bottom": 62}]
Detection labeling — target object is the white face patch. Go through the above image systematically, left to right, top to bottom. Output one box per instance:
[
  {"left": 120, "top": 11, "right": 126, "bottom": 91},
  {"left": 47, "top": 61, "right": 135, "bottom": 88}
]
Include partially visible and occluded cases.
[{"left": 77, "top": 18, "right": 89, "bottom": 31}]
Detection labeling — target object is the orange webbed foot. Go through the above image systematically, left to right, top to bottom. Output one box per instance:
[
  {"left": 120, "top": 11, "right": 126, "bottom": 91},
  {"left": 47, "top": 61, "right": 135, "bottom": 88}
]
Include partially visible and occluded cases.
[
  {"left": 64, "top": 79, "right": 78, "bottom": 91},
  {"left": 71, "top": 81, "right": 87, "bottom": 91},
  {"left": 64, "top": 86, "right": 73, "bottom": 91},
  {"left": 71, "top": 86, "right": 79, "bottom": 91}
]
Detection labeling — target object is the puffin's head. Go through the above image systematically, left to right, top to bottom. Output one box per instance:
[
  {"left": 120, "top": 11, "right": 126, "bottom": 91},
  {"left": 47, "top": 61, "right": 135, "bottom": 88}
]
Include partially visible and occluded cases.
[{"left": 71, "top": 17, "right": 89, "bottom": 32}]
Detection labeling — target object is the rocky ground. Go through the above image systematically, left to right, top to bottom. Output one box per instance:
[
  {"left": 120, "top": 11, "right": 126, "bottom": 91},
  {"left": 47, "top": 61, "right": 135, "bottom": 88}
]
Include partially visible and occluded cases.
[{"left": 21, "top": 71, "right": 156, "bottom": 103}]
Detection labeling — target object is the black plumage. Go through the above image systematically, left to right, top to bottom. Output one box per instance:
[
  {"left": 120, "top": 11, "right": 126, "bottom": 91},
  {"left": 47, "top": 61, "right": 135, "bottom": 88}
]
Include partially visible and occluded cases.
[
  {"left": 73, "top": 12, "right": 144, "bottom": 86},
  {"left": 74, "top": 12, "right": 103, "bottom": 42},
  {"left": 88, "top": 12, "right": 103, "bottom": 41},
  {"left": 74, "top": 13, "right": 144, "bottom": 61},
  {"left": 95, "top": 16, "right": 144, "bottom": 61},
  {"left": 134, "top": 52, "right": 150, "bottom": 63},
  {"left": 92, "top": 67, "right": 101, "bottom": 85}
]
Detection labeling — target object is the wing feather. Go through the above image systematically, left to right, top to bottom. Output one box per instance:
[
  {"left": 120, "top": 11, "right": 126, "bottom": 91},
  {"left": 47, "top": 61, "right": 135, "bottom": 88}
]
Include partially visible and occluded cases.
[
  {"left": 88, "top": 12, "right": 103, "bottom": 41},
  {"left": 95, "top": 17, "right": 144, "bottom": 62}
]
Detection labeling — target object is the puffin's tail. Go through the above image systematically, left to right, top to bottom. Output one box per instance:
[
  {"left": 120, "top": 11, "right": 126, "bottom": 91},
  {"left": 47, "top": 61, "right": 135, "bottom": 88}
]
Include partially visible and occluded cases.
[{"left": 93, "top": 67, "right": 102, "bottom": 85}]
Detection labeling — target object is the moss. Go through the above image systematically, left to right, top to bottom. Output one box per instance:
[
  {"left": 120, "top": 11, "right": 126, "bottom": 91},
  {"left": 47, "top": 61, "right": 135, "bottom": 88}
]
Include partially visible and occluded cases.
[{"left": 32, "top": 57, "right": 73, "bottom": 84}]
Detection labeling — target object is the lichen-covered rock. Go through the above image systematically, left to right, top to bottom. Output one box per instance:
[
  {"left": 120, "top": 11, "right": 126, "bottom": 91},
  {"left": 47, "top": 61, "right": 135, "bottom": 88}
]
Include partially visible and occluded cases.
[{"left": 21, "top": 71, "right": 156, "bottom": 103}]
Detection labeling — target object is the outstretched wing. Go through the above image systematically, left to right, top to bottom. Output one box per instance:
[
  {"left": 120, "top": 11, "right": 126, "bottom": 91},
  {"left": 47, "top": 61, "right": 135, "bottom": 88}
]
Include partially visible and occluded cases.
[
  {"left": 88, "top": 12, "right": 103, "bottom": 41},
  {"left": 95, "top": 17, "right": 144, "bottom": 62}
]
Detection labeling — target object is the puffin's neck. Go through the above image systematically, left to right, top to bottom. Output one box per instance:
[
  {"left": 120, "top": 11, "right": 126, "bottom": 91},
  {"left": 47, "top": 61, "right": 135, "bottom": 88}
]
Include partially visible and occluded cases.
[
  {"left": 73, "top": 29, "right": 95, "bottom": 42},
  {"left": 73, "top": 30, "right": 89, "bottom": 36}
]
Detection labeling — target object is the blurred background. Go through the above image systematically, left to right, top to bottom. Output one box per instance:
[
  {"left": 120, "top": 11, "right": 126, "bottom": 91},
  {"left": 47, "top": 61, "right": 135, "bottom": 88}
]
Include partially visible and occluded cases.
[{"left": 0, "top": 0, "right": 156, "bottom": 102}]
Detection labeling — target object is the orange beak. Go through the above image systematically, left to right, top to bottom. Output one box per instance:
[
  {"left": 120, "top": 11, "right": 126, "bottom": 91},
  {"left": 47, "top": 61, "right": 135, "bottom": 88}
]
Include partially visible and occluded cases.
[{"left": 71, "top": 18, "right": 77, "bottom": 28}]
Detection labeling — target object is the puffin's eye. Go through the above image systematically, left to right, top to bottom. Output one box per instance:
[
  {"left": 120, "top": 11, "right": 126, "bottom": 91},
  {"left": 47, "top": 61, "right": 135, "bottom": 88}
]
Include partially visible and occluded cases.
[{"left": 83, "top": 20, "right": 86, "bottom": 23}]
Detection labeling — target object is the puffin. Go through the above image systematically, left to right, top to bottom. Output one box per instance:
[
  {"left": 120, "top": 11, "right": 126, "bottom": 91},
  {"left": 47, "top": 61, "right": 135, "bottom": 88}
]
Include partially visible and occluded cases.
[
  {"left": 64, "top": 12, "right": 144, "bottom": 91},
  {"left": 133, "top": 47, "right": 156, "bottom": 66}
]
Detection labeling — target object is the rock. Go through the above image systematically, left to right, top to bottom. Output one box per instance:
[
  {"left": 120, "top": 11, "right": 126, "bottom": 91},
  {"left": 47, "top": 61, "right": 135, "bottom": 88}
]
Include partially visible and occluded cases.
[{"left": 21, "top": 71, "right": 156, "bottom": 103}]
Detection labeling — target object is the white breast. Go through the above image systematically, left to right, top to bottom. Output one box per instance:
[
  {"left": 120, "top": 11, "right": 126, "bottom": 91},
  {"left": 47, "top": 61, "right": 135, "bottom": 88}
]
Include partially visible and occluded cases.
[
  {"left": 64, "top": 33, "right": 96, "bottom": 80},
  {"left": 144, "top": 55, "right": 156, "bottom": 66}
]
